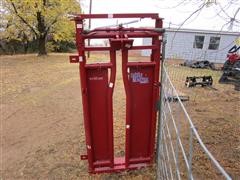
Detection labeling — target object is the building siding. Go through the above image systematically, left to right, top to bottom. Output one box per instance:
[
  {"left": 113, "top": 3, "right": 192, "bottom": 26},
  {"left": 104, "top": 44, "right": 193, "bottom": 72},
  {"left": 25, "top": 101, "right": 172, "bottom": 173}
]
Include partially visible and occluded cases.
[{"left": 142, "top": 29, "right": 239, "bottom": 63}]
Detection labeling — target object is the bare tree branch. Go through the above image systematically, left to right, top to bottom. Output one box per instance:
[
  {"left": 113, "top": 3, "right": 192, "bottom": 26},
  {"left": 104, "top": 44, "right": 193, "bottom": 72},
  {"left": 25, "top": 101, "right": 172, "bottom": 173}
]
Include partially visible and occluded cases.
[
  {"left": 155, "top": 0, "right": 188, "bottom": 10},
  {"left": 210, "top": 1, "right": 232, "bottom": 20},
  {"left": 170, "top": 2, "right": 206, "bottom": 49},
  {"left": 229, "top": 7, "right": 240, "bottom": 30},
  {"left": 233, "top": 7, "right": 240, "bottom": 20}
]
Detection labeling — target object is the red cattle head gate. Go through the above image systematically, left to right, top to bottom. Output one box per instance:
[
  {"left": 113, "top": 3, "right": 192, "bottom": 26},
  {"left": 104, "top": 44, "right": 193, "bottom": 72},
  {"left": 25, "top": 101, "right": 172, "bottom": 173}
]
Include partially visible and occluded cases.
[{"left": 69, "top": 13, "right": 164, "bottom": 173}]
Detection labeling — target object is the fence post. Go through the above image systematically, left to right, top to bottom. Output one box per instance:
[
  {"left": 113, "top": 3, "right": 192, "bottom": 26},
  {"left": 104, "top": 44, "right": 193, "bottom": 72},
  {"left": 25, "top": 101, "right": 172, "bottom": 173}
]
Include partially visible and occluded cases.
[
  {"left": 156, "top": 34, "right": 166, "bottom": 178},
  {"left": 156, "top": 35, "right": 166, "bottom": 157}
]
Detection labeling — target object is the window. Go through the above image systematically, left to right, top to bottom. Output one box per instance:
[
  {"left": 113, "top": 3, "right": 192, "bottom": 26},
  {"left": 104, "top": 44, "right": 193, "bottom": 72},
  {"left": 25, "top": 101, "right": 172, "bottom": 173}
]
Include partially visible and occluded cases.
[
  {"left": 193, "top": 35, "right": 205, "bottom": 49},
  {"left": 208, "top": 37, "right": 220, "bottom": 50}
]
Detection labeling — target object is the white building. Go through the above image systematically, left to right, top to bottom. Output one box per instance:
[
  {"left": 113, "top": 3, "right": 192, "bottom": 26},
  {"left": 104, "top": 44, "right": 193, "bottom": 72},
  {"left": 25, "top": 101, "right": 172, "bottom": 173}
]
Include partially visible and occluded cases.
[{"left": 142, "top": 28, "right": 240, "bottom": 63}]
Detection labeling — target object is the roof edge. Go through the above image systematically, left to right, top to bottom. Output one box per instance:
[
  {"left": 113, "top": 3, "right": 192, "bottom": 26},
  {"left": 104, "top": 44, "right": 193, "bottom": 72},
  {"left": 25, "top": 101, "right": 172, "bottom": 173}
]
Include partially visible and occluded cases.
[{"left": 165, "top": 28, "right": 240, "bottom": 36}]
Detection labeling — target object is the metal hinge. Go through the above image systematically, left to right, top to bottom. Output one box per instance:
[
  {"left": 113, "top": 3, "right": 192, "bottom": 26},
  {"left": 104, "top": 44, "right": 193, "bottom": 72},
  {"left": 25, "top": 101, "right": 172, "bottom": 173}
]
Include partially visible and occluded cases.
[{"left": 156, "top": 100, "right": 161, "bottom": 111}]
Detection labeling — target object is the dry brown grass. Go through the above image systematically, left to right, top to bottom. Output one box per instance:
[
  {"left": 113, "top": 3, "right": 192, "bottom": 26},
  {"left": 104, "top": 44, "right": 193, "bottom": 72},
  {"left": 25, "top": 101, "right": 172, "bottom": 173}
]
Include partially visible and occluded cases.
[
  {"left": 1, "top": 53, "right": 239, "bottom": 179},
  {"left": 1, "top": 53, "right": 156, "bottom": 179}
]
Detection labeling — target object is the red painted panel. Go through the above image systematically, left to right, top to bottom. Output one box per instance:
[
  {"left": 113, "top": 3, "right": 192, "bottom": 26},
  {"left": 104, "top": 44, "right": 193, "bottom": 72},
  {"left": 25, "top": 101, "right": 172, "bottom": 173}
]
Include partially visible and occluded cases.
[
  {"left": 73, "top": 13, "right": 160, "bottom": 20},
  {"left": 127, "top": 65, "right": 155, "bottom": 161},
  {"left": 86, "top": 67, "right": 113, "bottom": 166}
]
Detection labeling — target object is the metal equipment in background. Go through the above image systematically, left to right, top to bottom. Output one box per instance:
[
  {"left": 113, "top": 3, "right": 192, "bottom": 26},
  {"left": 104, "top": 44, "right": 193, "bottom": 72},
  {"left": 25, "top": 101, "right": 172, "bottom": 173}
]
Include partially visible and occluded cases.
[
  {"left": 69, "top": 13, "right": 164, "bottom": 173},
  {"left": 219, "top": 45, "right": 240, "bottom": 91},
  {"left": 181, "top": 60, "right": 216, "bottom": 70},
  {"left": 185, "top": 76, "right": 213, "bottom": 88},
  {"left": 165, "top": 95, "right": 189, "bottom": 102}
]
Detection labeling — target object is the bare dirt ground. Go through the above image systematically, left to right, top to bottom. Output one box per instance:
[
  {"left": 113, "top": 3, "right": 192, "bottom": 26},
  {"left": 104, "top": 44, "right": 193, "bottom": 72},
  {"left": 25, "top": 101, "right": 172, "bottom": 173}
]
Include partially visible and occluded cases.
[{"left": 0, "top": 53, "right": 239, "bottom": 179}]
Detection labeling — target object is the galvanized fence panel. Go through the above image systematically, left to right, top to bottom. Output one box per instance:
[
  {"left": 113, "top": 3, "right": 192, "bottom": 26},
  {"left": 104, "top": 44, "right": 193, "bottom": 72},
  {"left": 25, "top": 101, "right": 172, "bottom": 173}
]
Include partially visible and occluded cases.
[{"left": 156, "top": 63, "right": 232, "bottom": 180}]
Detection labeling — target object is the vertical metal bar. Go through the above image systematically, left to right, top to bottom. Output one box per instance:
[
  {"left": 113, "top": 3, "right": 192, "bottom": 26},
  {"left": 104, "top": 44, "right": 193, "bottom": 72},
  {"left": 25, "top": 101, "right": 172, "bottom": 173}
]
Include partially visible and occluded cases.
[
  {"left": 87, "top": 0, "right": 92, "bottom": 58},
  {"left": 150, "top": 18, "right": 162, "bottom": 163},
  {"left": 75, "top": 20, "right": 94, "bottom": 172},
  {"left": 156, "top": 32, "right": 166, "bottom": 163},
  {"left": 162, "top": 37, "right": 167, "bottom": 62},
  {"left": 150, "top": 40, "right": 160, "bottom": 163},
  {"left": 122, "top": 49, "right": 130, "bottom": 167},
  {"left": 107, "top": 50, "right": 117, "bottom": 168},
  {"left": 157, "top": 59, "right": 165, "bottom": 179},
  {"left": 162, "top": 63, "right": 168, "bottom": 179},
  {"left": 159, "top": 71, "right": 170, "bottom": 180},
  {"left": 156, "top": 78, "right": 164, "bottom": 161},
  {"left": 156, "top": 95, "right": 163, "bottom": 179},
  {"left": 176, "top": 100, "right": 183, "bottom": 178},
  {"left": 161, "top": 104, "right": 167, "bottom": 178},
  {"left": 159, "top": 107, "right": 166, "bottom": 179},
  {"left": 160, "top": 108, "right": 167, "bottom": 180},
  {"left": 175, "top": 109, "right": 180, "bottom": 179},
  {"left": 166, "top": 120, "right": 181, "bottom": 180},
  {"left": 188, "top": 127, "right": 193, "bottom": 180},
  {"left": 163, "top": 129, "right": 174, "bottom": 180},
  {"left": 162, "top": 141, "right": 170, "bottom": 180},
  {"left": 159, "top": 152, "right": 164, "bottom": 179},
  {"left": 157, "top": 157, "right": 161, "bottom": 179},
  {"left": 161, "top": 157, "right": 166, "bottom": 179},
  {"left": 161, "top": 159, "right": 166, "bottom": 180}
]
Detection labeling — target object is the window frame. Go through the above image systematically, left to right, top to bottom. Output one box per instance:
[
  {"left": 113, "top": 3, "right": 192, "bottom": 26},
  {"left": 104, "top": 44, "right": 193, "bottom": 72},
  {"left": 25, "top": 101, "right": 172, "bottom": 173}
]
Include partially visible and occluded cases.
[
  {"left": 193, "top": 35, "right": 205, "bottom": 49},
  {"left": 208, "top": 36, "right": 221, "bottom": 50}
]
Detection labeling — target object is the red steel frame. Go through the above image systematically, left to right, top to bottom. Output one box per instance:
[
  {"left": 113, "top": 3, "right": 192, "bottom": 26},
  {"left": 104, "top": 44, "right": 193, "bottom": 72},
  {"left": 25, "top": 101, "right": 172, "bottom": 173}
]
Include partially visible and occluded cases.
[{"left": 69, "top": 13, "right": 163, "bottom": 173}]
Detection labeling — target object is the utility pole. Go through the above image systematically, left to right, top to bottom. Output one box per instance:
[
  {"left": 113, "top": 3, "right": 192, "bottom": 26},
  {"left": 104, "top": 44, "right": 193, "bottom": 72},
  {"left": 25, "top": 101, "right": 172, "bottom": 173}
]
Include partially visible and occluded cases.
[{"left": 87, "top": 0, "right": 92, "bottom": 58}]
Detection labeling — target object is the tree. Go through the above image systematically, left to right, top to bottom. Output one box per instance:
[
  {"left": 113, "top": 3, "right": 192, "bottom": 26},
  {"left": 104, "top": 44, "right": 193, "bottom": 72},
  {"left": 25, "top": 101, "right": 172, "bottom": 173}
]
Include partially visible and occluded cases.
[
  {"left": 3, "top": 0, "right": 80, "bottom": 56},
  {"left": 1, "top": 11, "right": 34, "bottom": 54}
]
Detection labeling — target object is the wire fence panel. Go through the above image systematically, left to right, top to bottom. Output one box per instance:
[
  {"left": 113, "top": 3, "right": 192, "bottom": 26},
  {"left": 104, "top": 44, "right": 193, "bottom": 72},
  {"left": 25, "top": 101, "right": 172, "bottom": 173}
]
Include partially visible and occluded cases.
[{"left": 156, "top": 64, "right": 232, "bottom": 180}]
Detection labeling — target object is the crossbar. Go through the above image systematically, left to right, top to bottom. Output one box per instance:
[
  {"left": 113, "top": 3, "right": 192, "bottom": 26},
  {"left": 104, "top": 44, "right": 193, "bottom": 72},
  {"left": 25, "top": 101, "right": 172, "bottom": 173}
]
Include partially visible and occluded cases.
[{"left": 72, "top": 13, "right": 161, "bottom": 20}]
